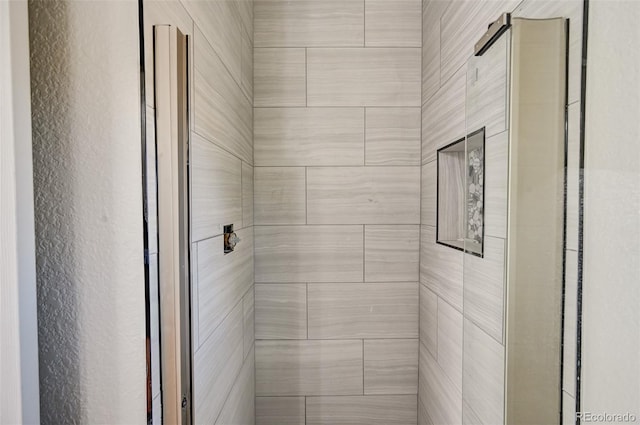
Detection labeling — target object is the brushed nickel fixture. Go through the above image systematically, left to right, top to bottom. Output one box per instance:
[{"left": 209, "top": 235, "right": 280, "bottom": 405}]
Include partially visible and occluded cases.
[{"left": 474, "top": 13, "right": 511, "bottom": 56}]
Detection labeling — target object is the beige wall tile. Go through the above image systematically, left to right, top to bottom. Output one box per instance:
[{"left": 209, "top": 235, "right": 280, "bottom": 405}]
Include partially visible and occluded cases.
[
  {"left": 254, "top": 0, "right": 364, "bottom": 47},
  {"left": 365, "top": 0, "right": 422, "bottom": 47},
  {"left": 440, "top": 0, "right": 519, "bottom": 83},
  {"left": 184, "top": 1, "right": 242, "bottom": 83},
  {"left": 422, "top": 1, "right": 448, "bottom": 104},
  {"left": 194, "top": 28, "right": 252, "bottom": 164},
  {"left": 241, "top": 30, "right": 253, "bottom": 102},
  {"left": 466, "top": 32, "right": 509, "bottom": 138},
  {"left": 254, "top": 48, "right": 306, "bottom": 107},
  {"left": 307, "top": 48, "right": 421, "bottom": 106},
  {"left": 422, "top": 67, "right": 466, "bottom": 164},
  {"left": 254, "top": 108, "right": 365, "bottom": 166},
  {"left": 365, "top": 108, "right": 421, "bottom": 165},
  {"left": 484, "top": 131, "right": 508, "bottom": 238},
  {"left": 191, "top": 133, "right": 242, "bottom": 241},
  {"left": 421, "top": 161, "right": 437, "bottom": 227},
  {"left": 242, "top": 162, "right": 254, "bottom": 228},
  {"left": 254, "top": 167, "right": 306, "bottom": 225},
  {"left": 307, "top": 167, "right": 420, "bottom": 224},
  {"left": 255, "top": 225, "right": 364, "bottom": 282},
  {"left": 365, "top": 225, "right": 420, "bottom": 282},
  {"left": 420, "top": 226, "right": 463, "bottom": 311},
  {"left": 196, "top": 228, "right": 254, "bottom": 345},
  {"left": 463, "top": 236, "right": 505, "bottom": 343},
  {"left": 307, "top": 282, "right": 419, "bottom": 339},
  {"left": 255, "top": 283, "right": 307, "bottom": 339},
  {"left": 420, "top": 284, "right": 438, "bottom": 358},
  {"left": 242, "top": 287, "right": 255, "bottom": 358},
  {"left": 437, "top": 299, "right": 463, "bottom": 392},
  {"left": 193, "top": 304, "right": 244, "bottom": 424},
  {"left": 463, "top": 319, "right": 505, "bottom": 425},
  {"left": 364, "top": 339, "right": 419, "bottom": 395},
  {"left": 255, "top": 340, "right": 363, "bottom": 396},
  {"left": 419, "top": 343, "right": 462, "bottom": 424},
  {"left": 214, "top": 349, "right": 255, "bottom": 425},
  {"left": 306, "top": 395, "right": 418, "bottom": 425},
  {"left": 256, "top": 397, "right": 305, "bottom": 425}
]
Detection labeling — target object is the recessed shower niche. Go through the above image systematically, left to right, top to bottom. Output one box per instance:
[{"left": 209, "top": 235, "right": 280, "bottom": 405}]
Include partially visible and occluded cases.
[{"left": 436, "top": 127, "right": 485, "bottom": 257}]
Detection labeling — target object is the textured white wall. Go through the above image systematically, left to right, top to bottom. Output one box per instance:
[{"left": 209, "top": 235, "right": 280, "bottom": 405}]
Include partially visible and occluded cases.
[
  {"left": 582, "top": 0, "right": 640, "bottom": 418},
  {"left": 28, "top": 1, "right": 147, "bottom": 423}
]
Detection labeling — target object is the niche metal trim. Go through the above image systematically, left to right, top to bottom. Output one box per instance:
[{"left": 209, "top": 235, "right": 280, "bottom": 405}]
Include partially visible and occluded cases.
[{"left": 475, "top": 13, "right": 511, "bottom": 56}]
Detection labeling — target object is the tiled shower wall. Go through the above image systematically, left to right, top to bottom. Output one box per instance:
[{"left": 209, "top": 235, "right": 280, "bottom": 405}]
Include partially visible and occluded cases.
[
  {"left": 418, "top": 0, "right": 583, "bottom": 424},
  {"left": 143, "top": 1, "right": 255, "bottom": 424},
  {"left": 252, "top": 1, "right": 422, "bottom": 423}
]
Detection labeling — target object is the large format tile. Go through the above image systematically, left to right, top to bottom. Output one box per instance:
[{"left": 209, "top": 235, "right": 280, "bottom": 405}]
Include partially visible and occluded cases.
[
  {"left": 254, "top": 0, "right": 364, "bottom": 47},
  {"left": 365, "top": 0, "right": 422, "bottom": 47},
  {"left": 422, "top": 0, "right": 448, "bottom": 104},
  {"left": 440, "top": 0, "right": 519, "bottom": 83},
  {"left": 184, "top": 1, "right": 242, "bottom": 84},
  {"left": 194, "top": 28, "right": 252, "bottom": 164},
  {"left": 240, "top": 29, "right": 253, "bottom": 102},
  {"left": 465, "top": 31, "right": 509, "bottom": 138},
  {"left": 254, "top": 48, "right": 306, "bottom": 107},
  {"left": 307, "top": 48, "right": 421, "bottom": 106},
  {"left": 422, "top": 67, "right": 466, "bottom": 164},
  {"left": 254, "top": 108, "right": 364, "bottom": 166},
  {"left": 365, "top": 108, "right": 421, "bottom": 166},
  {"left": 484, "top": 131, "right": 508, "bottom": 238},
  {"left": 191, "top": 133, "right": 242, "bottom": 242},
  {"left": 421, "top": 161, "right": 437, "bottom": 226},
  {"left": 242, "top": 162, "right": 254, "bottom": 228},
  {"left": 254, "top": 167, "right": 306, "bottom": 225},
  {"left": 307, "top": 167, "right": 420, "bottom": 224},
  {"left": 365, "top": 225, "right": 420, "bottom": 282},
  {"left": 254, "top": 226, "right": 364, "bottom": 282},
  {"left": 420, "top": 226, "right": 463, "bottom": 311},
  {"left": 196, "top": 228, "right": 254, "bottom": 344},
  {"left": 463, "top": 236, "right": 505, "bottom": 343},
  {"left": 307, "top": 282, "right": 419, "bottom": 339},
  {"left": 255, "top": 283, "right": 307, "bottom": 339},
  {"left": 420, "top": 284, "right": 438, "bottom": 358},
  {"left": 242, "top": 287, "right": 254, "bottom": 358},
  {"left": 437, "top": 299, "right": 463, "bottom": 392},
  {"left": 193, "top": 304, "right": 244, "bottom": 425},
  {"left": 463, "top": 319, "right": 505, "bottom": 425},
  {"left": 364, "top": 339, "right": 419, "bottom": 395},
  {"left": 255, "top": 340, "right": 363, "bottom": 396},
  {"left": 419, "top": 343, "right": 462, "bottom": 425},
  {"left": 214, "top": 349, "right": 255, "bottom": 425},
  {"left": 306, "top": 395, "right": 418, "bottom": 425},
  {"left": 256, "top": 397, "right": 305, "bottom": 425}
]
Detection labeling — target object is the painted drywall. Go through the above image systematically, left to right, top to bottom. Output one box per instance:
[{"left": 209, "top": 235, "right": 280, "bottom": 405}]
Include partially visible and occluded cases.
[
  {"left": 28, "top": 0, "right": 146, "bottom": 423},
  {"left": 581, "top": 0, "right": 640, "bottom": 419},
  {"left": 0, "top": 1, "right": 39, "bottom": 423}
]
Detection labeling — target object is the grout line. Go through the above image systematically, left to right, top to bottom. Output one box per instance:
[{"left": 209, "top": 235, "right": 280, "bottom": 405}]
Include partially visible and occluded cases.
[{"left": 306, "top": 283, "right": 309, "bottom": 339}]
